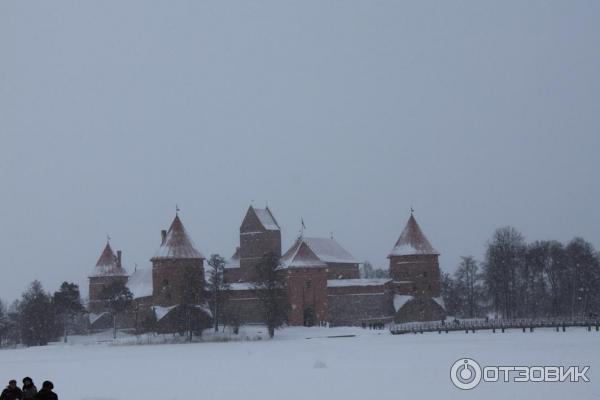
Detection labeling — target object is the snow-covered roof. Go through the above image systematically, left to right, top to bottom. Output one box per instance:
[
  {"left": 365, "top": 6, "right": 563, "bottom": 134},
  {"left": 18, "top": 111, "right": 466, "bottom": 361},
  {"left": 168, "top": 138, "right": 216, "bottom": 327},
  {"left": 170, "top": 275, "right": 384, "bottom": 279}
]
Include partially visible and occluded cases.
[
  {"left": 252, "top": 207, "right": 280, "bottom": 231},
  {"left": 389, "top": 214, "right": 438, "bottom": 257},
  {"left": 151, "top": 215, "right": 205, "bottom": 260},
  {"left": 281, "top": 236, "right": 357, "bottom": 268},
  {"left": 302, "top": 237, "right": 357, "bottom": 263},
  {"left": 89, "top": 242, "right": 128, "bottom": 277},
  {"left": 225, "top": 248, "right": 240, "bottom": 269},
  {"left": 127, "top": 268, "right": 153, "bottom": 299},
  {"left": 327, "top": 278, "right": 391, "bottom": 288},
  {"left": 229, "top": 282, "right": 254, "bottom": 291},
  {"left": 393, "top": 295, "right": 414, "bottom": 312},
  {"left": 433, "top": 296, "right": 445, "bottom": 309},
  {"left": 153, "top": 303, "right": 212, "bottom": 321},
  {"left": 194, "top": 303, "right": 212, "bottom": 318},
  {"left": 153, "top": 305, "right": 177, "bottom": 321},
  {"left": 88, "top": 312, "right": 110, "bottom": 325}
]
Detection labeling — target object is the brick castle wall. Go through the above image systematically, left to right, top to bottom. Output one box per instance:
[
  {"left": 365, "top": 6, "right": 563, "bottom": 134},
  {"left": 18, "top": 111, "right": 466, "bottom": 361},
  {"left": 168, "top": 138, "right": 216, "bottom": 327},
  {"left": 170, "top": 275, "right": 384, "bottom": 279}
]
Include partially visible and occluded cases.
[
  {"left": 239, "top": 209, "right": 281, "bottom": 280},
  {"left": 239, "top": 230, "right": 281, "bottom": 280},
  {"left": 389, "top": 254, "right": 441, "bottom": 297},
  {"left": 152, "top": 258, "right": 205, "bottom": 307},
  {"left": 326, "top": 263, "right": 360, "bottom": 279},
  {"left": 224, "top": 267, "right": 244, "bottom": 283},
  {"left": 286, "top": 268, "right": 328, "bottom": 326},
  {"left": 88, "top": 275, "right": 128, "bottom": 313},
  {"left": 326, "top": 282, "right": 394, "bottom": 326}
]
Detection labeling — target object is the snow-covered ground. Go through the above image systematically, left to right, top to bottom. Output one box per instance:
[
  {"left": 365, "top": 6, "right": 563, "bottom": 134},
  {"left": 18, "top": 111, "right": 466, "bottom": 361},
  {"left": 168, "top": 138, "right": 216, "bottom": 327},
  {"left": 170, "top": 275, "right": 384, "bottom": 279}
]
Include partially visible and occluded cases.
[{"left": 0, "top": 326, "right": 598, "bottom": 400}]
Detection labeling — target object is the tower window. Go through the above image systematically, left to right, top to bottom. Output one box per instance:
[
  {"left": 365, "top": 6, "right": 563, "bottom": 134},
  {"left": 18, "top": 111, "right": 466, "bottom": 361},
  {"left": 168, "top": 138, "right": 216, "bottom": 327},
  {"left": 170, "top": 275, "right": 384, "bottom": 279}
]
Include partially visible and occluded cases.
[{"left": 305, "top": 281, "right": 312, "bottom": 289}]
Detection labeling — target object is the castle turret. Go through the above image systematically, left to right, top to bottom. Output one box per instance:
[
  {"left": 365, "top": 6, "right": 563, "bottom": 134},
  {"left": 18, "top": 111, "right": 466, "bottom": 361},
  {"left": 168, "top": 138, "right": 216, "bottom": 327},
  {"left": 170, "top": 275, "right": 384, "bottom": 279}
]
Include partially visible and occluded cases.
[
  {"left": 239, "top": 206, "right": 281, "bottom": 280},
  {"left": 388, "top": 213, "right": 441, "bottom": 297},
  {"left": 151, "top": 214, "right": 205, "bottom": 307},
  {"left": 88, "top": 240, "right": 128, "bottom": 313}
]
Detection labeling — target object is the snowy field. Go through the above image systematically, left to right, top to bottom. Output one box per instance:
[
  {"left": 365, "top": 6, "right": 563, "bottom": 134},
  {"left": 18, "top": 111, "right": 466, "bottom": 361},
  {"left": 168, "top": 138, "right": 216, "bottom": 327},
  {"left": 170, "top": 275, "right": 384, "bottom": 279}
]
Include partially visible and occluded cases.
[{"left": 0, "top": 326, "right": 598, "bottom": 400}]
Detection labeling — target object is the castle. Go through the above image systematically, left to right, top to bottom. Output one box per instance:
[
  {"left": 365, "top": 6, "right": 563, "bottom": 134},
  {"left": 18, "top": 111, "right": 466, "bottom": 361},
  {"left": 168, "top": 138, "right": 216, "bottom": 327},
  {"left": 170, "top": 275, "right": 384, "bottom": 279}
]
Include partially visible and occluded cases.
[{"left": 87, "top": 206, "right": 445, "bottom": 332}]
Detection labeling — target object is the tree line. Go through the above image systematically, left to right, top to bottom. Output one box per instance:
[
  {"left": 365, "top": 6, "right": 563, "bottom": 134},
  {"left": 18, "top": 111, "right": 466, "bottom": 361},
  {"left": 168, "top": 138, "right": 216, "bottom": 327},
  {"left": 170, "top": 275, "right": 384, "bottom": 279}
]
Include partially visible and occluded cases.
[
  {"left": 442, "top": 226, "right": 600, "bottom": 320},
  {"left": 0, "top": 251, "right": 289, "bottom": 347},
  {"left": 0, "top": 281, "right": 86, "bottom": 347}
]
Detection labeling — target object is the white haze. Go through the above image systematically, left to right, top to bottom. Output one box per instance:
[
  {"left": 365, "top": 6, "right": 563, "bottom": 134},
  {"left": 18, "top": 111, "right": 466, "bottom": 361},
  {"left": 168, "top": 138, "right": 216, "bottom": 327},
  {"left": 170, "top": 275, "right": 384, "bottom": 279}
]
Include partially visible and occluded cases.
[{"left": 0, "top": 1, "right": 599, "bottom": 301}]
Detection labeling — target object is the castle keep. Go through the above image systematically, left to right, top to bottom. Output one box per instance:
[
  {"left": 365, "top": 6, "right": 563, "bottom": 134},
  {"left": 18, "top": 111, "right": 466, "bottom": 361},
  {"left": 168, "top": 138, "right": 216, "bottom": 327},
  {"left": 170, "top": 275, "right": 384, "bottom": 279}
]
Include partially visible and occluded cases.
[{"left": 87, "top": 206, "right": 445, "bottom": 332}]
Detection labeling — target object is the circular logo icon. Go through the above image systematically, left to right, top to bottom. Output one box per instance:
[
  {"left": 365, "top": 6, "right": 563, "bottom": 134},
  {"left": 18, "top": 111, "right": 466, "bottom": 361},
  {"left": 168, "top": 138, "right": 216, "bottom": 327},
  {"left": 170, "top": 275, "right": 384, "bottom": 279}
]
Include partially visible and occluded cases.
[{"left": 450, "top": 358, "right": 482, "bottom": 390}]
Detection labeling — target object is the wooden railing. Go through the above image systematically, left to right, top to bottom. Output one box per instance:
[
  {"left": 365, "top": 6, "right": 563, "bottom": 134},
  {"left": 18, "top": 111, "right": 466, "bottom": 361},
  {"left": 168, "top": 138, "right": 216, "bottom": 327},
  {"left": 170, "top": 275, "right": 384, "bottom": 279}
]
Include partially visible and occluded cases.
[{"left": 390, "top": 317, "right": 600, "bottom": 335}]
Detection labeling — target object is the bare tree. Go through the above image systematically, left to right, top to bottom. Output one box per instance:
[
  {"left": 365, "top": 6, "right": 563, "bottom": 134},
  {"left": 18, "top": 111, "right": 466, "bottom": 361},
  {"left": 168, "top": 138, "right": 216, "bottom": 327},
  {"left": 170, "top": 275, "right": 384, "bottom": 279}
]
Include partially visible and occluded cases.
[
  {"left": 483, "top": 227, "right": 526, "bottom": 319},
  {"left": 565, "top": 238, "right": 600, "bottom": 318},
  {"left": 252, "top": 252, "right": 288, "bottom": 338},
  {"left": 206, "top": 254, "right": 230, "bottom": 332},
  {"left": 454, "top": 256, "right": 485, "bottom": 318},
  {"left": 175, "top": 267, "right": 206, "bottom": 342},
  {"left": 0, "top": 299, "right": 7, "bottom": 347}
]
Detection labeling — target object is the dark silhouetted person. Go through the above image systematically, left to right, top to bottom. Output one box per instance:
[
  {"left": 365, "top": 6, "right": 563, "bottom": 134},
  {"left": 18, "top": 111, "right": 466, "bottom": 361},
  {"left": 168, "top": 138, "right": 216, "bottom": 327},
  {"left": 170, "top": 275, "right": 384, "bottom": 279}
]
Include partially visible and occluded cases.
[
  {"left": 21, "top": 378, "right": 36, "bottom": 400},
  {"left": 0, "top": 380, "right": 22, "bottom": 400},
  {"left": 33, "top": 382, "right": 56, "bottom": 400}
]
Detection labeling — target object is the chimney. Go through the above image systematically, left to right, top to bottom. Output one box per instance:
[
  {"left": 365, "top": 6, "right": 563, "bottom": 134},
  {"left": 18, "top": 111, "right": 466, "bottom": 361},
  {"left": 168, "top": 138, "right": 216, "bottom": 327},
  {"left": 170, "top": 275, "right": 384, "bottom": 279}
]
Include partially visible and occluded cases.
[
  {"left": 161, "top": 230, "right": 167, "bottom": 245},
  {"left": 116, "top": 250, "right": 122, "bottom": 269}
]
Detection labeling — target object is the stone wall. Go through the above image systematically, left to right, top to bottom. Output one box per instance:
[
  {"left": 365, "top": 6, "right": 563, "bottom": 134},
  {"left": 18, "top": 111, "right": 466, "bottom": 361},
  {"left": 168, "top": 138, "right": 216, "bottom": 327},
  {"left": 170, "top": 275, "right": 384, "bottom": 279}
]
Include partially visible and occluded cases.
[
  {"left": 327, "top": 287, "right": 395, "bottom": 326},
  {"left": 223, "top": 291, "right": 264, "bottom": 325}
]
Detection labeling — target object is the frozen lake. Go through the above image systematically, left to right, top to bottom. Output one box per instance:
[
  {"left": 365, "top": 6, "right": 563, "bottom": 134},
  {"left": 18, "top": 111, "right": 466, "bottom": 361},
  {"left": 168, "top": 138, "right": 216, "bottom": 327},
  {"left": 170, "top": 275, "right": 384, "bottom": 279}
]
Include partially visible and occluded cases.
[{"left": 0, "top": 326, "right": 598, "bottom": 400}]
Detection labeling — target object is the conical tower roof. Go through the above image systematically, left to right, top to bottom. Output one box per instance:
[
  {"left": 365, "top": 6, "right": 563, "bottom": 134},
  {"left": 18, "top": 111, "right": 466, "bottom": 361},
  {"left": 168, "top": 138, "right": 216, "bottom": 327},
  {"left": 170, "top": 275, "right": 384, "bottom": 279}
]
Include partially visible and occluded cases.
[
  {"left": 152, "top": 214, "right": 205, "bottom": 260},
  {"left": 388, "top": 214, "right": 438, "bottom": 257},
  {"left": 90, "top": 241, "right": 127, "bottom": 277}
]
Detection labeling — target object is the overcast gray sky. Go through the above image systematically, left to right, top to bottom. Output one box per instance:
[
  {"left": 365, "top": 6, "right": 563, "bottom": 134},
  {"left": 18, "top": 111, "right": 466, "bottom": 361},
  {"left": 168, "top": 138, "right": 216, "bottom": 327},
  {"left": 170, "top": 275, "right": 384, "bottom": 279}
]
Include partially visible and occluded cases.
[{"left": 1, "top": 1, "right": 599, "bottom": 302}]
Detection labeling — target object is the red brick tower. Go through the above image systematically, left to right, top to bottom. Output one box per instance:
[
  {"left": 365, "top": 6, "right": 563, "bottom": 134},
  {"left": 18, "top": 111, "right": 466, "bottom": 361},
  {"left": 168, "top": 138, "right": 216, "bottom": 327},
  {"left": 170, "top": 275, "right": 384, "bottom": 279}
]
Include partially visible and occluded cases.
[
  {"left": 239, "top": 206, "right": 281, "bottom": 280},
  {"left": 388, "top": 213, "right": 441, "bottom": 297},
  {"left": 151, "top": 214, "right": 205, "bottom": 307},
  {"left": 280, "top": 237, "right": 329, "bottom": 326},
  {"left": 88, "top": 241, "right": 128, "bottom": 313}
]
